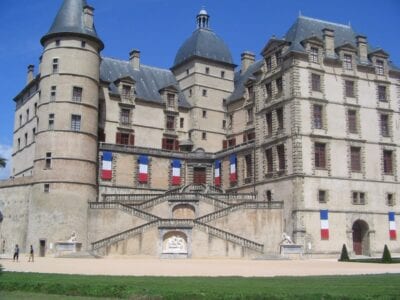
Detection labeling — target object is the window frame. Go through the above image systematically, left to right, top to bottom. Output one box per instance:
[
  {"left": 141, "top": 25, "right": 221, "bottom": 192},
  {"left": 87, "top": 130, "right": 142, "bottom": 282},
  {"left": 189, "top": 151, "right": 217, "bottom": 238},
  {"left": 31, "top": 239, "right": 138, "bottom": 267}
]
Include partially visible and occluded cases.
[
  {"left": 311, "top": 73, "right": 321, "bottom": 92},
  {"left": 72, "top": 86, "right": 83, "bottom": 102},
  {"left": 71, "top": 114, "right": 81, "bottom": 131},
  {"left": 314, "top": 142, "right": 326, "bottom": 169},
  {"left": 350, "top": 146, "right": 361, "bottom": 172}
]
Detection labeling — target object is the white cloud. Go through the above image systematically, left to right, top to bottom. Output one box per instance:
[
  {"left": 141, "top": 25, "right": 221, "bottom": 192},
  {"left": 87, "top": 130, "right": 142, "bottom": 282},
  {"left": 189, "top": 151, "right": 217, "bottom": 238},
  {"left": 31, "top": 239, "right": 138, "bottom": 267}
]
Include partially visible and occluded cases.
[{"left": 0, "top": 144, "right": 13, "bottom": 180}]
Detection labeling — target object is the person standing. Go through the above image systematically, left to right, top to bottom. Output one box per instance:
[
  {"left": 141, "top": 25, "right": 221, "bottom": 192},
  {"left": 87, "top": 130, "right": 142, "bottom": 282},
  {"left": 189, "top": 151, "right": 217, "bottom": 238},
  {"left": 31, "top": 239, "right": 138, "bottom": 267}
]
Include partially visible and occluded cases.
[
  {"left": 13, "top": 244, "right": 19, "bottom": 262},
  {"left": 28, "top": 245, "right": 34, "bottom": 262}
]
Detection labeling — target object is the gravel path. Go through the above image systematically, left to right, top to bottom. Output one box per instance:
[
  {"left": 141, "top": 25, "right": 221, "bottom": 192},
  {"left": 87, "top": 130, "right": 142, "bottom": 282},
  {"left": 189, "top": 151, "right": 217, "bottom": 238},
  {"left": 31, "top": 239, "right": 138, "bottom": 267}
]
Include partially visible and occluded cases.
[{"left": 2, "top": 256, "right": 400, "bottom": 277}]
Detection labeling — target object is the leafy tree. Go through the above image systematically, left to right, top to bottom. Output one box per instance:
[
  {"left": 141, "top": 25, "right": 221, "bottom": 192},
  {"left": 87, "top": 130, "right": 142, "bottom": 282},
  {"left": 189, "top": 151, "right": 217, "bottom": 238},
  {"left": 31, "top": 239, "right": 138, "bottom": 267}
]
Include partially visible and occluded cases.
[
  {"left": 339, "top": 244, "right": 350, "bottom": 262},
  {"left": 382, "top": 244, "right": 392, "bottom": 263}
]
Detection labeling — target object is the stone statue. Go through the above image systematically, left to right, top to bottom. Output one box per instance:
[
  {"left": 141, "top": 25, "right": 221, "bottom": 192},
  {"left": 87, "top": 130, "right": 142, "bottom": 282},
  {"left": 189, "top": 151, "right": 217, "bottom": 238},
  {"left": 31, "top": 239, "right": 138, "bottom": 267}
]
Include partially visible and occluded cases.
[
  {"left": 68, "top": 231, "right": 77, "bottom": 243},
  {"left": 281, "top": 232, "right": 294, "bottom": 244}
]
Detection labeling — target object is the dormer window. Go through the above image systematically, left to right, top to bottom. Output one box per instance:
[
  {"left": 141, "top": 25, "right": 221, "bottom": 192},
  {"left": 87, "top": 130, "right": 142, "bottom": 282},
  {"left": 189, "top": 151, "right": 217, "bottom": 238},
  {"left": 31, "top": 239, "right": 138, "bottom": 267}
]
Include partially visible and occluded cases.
[
  {"left": 310, "top": 47, "right": 319, "bottom": 63},
  {"left": 275, "top": 50, "right": 282, "bottom": 66},
  {"left": 343, "top": 54, "right": 352, "bottom": 70},
  {"left": 266, "top": 56, "right": 272, "bottom": 71},
  {"left": 376, "top": 59, "right": 384, "bottom": 75},
  {"left": 122, "top": 85, "right": 132, "bottom": 99},
  {"left": 167, "top": 93, "right": 175, "bottom": 107}
]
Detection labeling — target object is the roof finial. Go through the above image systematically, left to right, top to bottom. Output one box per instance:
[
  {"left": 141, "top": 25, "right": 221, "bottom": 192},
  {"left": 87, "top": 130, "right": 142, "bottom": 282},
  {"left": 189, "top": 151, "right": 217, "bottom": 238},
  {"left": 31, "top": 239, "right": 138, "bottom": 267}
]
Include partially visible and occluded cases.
[{"left": 197, "top": 7, "right": 209, "bottom": 29}]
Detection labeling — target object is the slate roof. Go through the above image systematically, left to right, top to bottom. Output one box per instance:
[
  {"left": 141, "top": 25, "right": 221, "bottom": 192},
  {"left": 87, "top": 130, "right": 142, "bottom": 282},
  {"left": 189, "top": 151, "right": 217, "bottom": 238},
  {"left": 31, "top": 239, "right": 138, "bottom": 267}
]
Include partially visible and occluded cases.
[
  {"left": 41, "top": 0, "right": 103, "bottom": 49},
  {"left": 173, "top": 28, "right": 234, "bottom": 68},
  {"left": 100, "top": 57, "right": 191, "bottom": 108},
  {"left": 227, "top": 60, "right": 263, "bottom": 103}
]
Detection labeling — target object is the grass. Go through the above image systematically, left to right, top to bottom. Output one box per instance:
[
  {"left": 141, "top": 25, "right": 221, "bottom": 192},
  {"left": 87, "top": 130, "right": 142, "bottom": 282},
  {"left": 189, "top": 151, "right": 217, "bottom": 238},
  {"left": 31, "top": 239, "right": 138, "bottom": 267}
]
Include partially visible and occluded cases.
[{"left": 1, "top": 272, "right": 400, "bottom": 299}]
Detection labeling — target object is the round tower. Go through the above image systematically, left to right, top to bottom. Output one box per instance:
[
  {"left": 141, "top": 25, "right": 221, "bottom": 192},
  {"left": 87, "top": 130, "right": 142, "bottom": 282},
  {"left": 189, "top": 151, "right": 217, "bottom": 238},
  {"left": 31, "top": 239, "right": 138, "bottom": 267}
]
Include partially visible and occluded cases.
[{"left": 28, "top": 0, "right": 104, "bottom": 253}]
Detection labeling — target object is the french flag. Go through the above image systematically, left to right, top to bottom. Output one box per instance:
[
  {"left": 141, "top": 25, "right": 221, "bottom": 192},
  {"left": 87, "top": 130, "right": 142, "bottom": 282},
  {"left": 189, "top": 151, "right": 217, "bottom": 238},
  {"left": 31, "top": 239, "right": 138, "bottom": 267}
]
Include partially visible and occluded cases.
[
  {"left": 101, "top": 152, "right": 112, "bottom": 180},
  {"left": 229, "top": 154, "right": 237, "bottom": 183},
  {"left": 138, "top": 155, "right": 149, "bottom": 183},
  {"left": 171, "top": 159, "right": 181, "bottom": 186},
  {"left": 214, "top": 160, "right": 221, "bottom": 186},
  {"left": 320, "top": 210, "right": 329, "bottom": 240},
  {"left": 389, "top": 212, "right": 397, "bottom": 240}
]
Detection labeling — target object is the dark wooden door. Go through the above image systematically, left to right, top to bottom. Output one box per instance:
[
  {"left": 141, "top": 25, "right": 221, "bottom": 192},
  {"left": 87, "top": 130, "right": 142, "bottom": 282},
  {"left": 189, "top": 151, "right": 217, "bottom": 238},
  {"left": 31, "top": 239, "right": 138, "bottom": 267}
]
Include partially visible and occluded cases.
[
  {"left": 193, "top": 167, "right": 206, "bottom": 184},
  {"left": 352, "top": 222, "right": 362, "bottom": 255},
  {"left": 39, "top": 239, "right": 46, "bottom": 257}
]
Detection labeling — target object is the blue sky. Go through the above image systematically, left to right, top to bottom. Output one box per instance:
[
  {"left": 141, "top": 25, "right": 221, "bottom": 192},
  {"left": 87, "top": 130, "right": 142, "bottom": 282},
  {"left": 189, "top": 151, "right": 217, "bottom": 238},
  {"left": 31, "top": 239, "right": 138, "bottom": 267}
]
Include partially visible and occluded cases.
[{"left": 0, "top": 0, "right": 399, "bottom": 179}]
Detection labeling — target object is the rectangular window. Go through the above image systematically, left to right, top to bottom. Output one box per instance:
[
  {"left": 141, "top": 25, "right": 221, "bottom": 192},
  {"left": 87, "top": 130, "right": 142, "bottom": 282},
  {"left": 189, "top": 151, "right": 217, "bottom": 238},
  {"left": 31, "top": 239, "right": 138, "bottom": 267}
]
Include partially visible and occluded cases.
[
  {"left": 55, "top": 40, "right": 60, "bottom": 47},
  {"left": 81, "top": 41, "right": 86, "bottom": 48},
  {"left": 310, "top": 47, "right": 318, "bottom": 63},
  {"left": 275, "top": 50, "right": 282, "bottom": 66},
  {"left": 343, "top": 54, "right": 352, "bottom": 70},
  {"left": 266, "top": 56, "right": 272, "bottom": 71},
  {"left": 52, "top": 58, "right": 59, "bottom": 73},
  {"left": 376, "top": 59, "right": 384, "bottom": 75},
  {"left": 205, "top": 67, "right": 210, "bottom": 74},
  {"left": 221, "top": 71, "right": 225, "bottom": 78},
  {"left": 311, "top": 73, "right": 321, "bottom": 91},
  {"left": 276, "top": 77, "right": 283, "bottom": 94},
  {"left": 345, "top": 80, "right": 354, "bottom": 97},
  {"left": 265, "top": 82, "right": 272, "bottom": 98},
  {"left": 121, "top": 85, "right": 132, "bottom": 99},
  {"left": 378, "top": 85, "right": 387, "bottom": 102},
  {"left": 50, "top": 86, "right": 56, "bottom": 102},
  {"left": 72, "top": 87, "right": 83, "bottom": 102},
  {"left": 202, "top": 89, "right": 207, "bottom": 97},
  {"left": 167, "top": 93, "right": 175, "bottom": 107},
  {"left": 34, "top": 103, "right": 37, "bottom": 116},
  {"left": 313, "top": 105, "right": 323, "bottom": 129},
  {"left": 247, "top": 108, "right": 253, "bottom": 124},
  {"left": 276, "top": 108, "right": 284, "bottom": 130},
  {"left": 26, "top": 109, "right": 30, "bottom": 121},
  {"left": 120, "top": 109, "right": 130, "bottom": 124},
  {"left": 202, "top": 110, "right": 207, "bottom": 118},
  {"left": 348, "top": 110, "right": 357, "bottom": 133},
  {"left": 266, "top": 112, "right": 272, "bottom": 136},
  {"left": 48, "top": 113, "right": 54, "bottom": 130},
  {"left": 19, "top": 114, "right": 22, "bottom": 127},
  {"left": 228, "top": 114, "right": 233, "bottom": 128},
  {"left": 380, "top": 114, "right": 389, "bottom": 137},
  {"left": 71, "top": 115, "right": 81, "bottom": 131},
  {"left": 166, "top": 115, "right": 175, "bottom": 130},
  {"left": 180, "top": 118, "right": 184, "bottom": 128},
  {"left": 222, "top": 120, "right": 226, "bottom": 129},
  {"left": 32, "top": 128, "right": 36, "bottom": 142},
  {"left": 116, "top": 132, "right": 134, "bottom": 145},
  {"left": 202, "top": 132, "right": 207, "bottom": 140},
  {"left": 24, "top": 133, "right": 28, "bottom": 146},
  {"left": 17, "top": 138, "right": 21, "bottom": 150},
  {"left": 162, "top": 138, "right": 178, "bottom": 151},
  {"left": 228, "top": 138, "right": 236, "bottom": 148},
  {"left": 315, "top": 143, "right": 326, "bottom": 169},
  {"left": 277, "top": 144, "right": 285, "bottom": 172},
  {"left": 350, "top": 147, "right": 361, "bottom": 172},
  {"left": 265, "top": 148, "right": 273, "bottom": 174},
  {"left": 383, "top": 150, "right": 393, "bottom": 175},
  {"left": 45, "top": 152, "right": 52, "bottom": 169},
  {"left": 245, "top": 154, "right": 252, "bottom": 179},
  {"left": 44, "top": 183, "right": 50, "bottom": 193},
  {"left": 318, "top": 190, "right": 327, "bottom": 203},
  {"left": 352, "top": 192, "right": 366, "bottom": 205},
  {"left": 387, "top": 193, "right": 395, "bottom": 206}
]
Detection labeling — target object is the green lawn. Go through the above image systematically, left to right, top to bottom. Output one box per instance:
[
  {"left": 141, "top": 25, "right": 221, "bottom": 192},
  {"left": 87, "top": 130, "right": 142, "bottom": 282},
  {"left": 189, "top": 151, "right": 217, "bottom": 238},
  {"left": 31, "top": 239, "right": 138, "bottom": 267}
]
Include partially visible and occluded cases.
[{"left": 1, "top": 272, "right": 400, "bottom": 299}]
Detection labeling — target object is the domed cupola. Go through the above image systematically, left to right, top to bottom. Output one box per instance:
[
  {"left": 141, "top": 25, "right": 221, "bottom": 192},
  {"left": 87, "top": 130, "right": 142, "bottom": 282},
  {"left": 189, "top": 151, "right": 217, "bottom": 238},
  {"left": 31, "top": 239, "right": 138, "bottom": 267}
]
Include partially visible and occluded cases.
[{"left": 172, "top": 9, "right": 234, "bottom": 69}]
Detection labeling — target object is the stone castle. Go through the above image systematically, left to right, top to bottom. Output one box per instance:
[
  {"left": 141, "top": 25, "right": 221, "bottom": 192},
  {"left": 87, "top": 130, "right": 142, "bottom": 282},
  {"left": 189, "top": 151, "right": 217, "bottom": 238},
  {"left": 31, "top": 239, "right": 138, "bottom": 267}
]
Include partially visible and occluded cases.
[{"left": 0, "top": 0, "right": 399, "bottom": 258}]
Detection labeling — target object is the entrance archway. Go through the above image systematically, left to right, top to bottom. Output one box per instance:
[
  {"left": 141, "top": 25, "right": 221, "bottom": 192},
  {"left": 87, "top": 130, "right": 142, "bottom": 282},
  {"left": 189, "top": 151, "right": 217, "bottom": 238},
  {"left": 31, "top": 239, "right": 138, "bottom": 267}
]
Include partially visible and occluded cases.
[{"left": 352, "top": 220, "right": 369, "bottom": 255}]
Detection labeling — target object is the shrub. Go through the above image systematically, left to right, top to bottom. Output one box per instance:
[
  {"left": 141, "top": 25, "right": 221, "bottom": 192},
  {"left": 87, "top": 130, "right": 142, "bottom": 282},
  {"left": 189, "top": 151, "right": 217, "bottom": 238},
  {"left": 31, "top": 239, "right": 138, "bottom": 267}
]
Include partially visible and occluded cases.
[
  {"left": 339, "top": 244, "right": 350, "bottom": 262},
  {"left": 382, "top": 244, "right": 392, "bottom": 263},
  {"left": 0, "top": 264, "right": 3, "bottom": 275}
]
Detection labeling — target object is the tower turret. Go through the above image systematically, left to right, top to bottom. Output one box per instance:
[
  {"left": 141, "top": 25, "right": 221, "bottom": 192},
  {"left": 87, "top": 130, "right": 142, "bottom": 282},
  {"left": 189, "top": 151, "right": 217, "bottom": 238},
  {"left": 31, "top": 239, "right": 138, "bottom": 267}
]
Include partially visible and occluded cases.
[{"left": 28, "top": 0, "right": 103, "bottom": 252}]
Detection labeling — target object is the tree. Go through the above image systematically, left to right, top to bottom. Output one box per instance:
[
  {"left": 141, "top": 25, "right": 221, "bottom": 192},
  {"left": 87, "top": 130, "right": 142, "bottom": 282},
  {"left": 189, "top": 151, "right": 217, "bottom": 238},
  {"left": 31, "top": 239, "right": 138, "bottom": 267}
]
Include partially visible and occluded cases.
[
  {"left": 0, "top": 157, "right": 6, "bottom": 168},
  {"left": 339, "top": 244, "right": 350, "bottom": 262},
  {"left": 382, "top": 244, "right": 392, "bottom": 263}
]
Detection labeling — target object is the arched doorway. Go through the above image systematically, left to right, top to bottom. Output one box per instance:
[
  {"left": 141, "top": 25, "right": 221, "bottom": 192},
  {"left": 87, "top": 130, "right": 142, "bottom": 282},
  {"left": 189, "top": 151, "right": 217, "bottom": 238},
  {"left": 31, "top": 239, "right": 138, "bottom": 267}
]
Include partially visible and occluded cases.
[
  {"left": 172, "top": 204, "right": 195, "bottom": 219},
  {"left": 352, "top": 220, "right": 369, "bottom": 255}
]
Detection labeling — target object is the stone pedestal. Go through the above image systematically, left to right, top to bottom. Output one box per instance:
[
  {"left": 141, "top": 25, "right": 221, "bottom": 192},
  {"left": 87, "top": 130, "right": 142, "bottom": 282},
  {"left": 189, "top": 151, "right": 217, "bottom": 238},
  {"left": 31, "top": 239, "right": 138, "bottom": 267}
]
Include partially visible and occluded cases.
[
  {"left": 54, "top": 241, "right": 82, "bottom": 256},
  {"left": 280, "top": 244, "right": 303, "bottom": 258}
]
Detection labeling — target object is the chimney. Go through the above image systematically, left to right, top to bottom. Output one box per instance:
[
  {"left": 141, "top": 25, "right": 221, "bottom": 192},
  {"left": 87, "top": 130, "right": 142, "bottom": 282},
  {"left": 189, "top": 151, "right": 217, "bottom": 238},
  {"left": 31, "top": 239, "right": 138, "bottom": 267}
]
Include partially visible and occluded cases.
[
  {"left": 83, "top": 5, "right": 94, "bottom": 29},
  {"left": 322, "top": 28, "right": 335, "bottom": 57},
  {"left": 356, "top": 35, "right": 368, "bottom": 63},
  {"left": 129, "top": 49, "right": 140, "bottom": 70},
  {"left": 241, "top": 51, "right": 255, "bottom": 73},
  {"left": 27, "top": 65, "right": 35, "bottom": 84}
]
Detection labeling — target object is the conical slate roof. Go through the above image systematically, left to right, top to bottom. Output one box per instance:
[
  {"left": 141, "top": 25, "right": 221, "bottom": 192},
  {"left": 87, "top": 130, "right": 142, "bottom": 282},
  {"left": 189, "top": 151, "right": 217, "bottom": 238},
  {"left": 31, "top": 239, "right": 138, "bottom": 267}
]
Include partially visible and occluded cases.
[{"left": 41, "top": 0, "right": 103, "bottom": 49}]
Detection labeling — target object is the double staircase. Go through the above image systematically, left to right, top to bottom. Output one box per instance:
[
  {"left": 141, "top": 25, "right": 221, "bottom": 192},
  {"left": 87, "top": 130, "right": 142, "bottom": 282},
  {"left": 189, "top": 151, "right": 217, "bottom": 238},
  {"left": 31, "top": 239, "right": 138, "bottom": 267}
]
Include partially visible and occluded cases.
[{"left": 90, "top": 188, "right": 283, "bottom": 255}]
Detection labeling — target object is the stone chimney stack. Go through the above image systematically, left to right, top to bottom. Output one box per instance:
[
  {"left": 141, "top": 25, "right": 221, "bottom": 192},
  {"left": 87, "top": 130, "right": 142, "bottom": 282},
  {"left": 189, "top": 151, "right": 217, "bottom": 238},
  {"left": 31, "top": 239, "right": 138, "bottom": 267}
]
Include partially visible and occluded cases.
[
  {"left": 83, "top": 5, "right": 94, "bottom": 29},
  {"left": 322, "top": 28, "right": 335, "bottom": 57},
  {"left": 356, "top": 35, "right": 368, "bottom": 63},
  {"left": 129, "top": 49, "right": 141, "bottom": 70},
  {"left": 241, "top": 51, "right": 255, "bottom": 73},
  {"left": 27, "top": 65, "right": 35, "bottom": 84}
]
